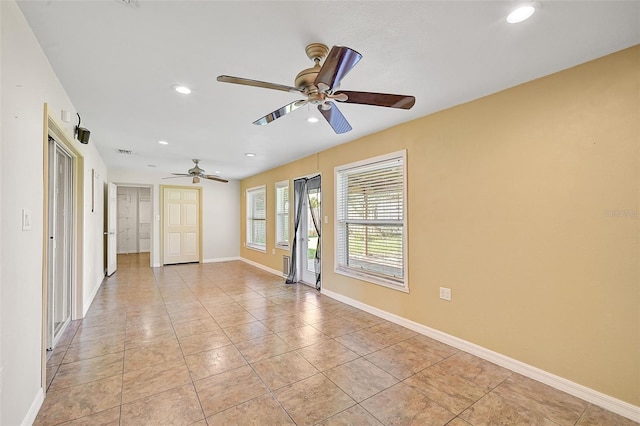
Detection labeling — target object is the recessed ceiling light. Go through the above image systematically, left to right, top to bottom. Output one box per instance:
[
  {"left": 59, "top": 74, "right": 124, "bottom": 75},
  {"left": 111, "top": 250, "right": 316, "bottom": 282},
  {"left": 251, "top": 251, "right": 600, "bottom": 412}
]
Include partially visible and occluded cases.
[
  {"left": 507, "top": 4, "right": 537, "bottom": 23},
  {"left": 172, "top": 85, "right": 192, "bottom": 95},
  {"left": 307, "top": 116, "right": 319, "bottom": 123},
  {"left": 158, "top": 140, "right": 169, "bottom": 145},
  {"left": 245, "top": 153, "right": 256, "bottom": 157},
  {"left": 214, "top": 171, "right": 221, "bottom": 175}
]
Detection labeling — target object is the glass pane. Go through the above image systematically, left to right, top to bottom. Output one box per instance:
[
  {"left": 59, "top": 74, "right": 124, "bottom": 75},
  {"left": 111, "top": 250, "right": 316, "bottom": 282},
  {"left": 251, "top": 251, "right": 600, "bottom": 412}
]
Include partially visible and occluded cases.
[
  {"left": 306, "top": 189, "right": 320, "bottom": 273},
  {"left": 346, "top": 223, "right": 403, "bottom": 279}
]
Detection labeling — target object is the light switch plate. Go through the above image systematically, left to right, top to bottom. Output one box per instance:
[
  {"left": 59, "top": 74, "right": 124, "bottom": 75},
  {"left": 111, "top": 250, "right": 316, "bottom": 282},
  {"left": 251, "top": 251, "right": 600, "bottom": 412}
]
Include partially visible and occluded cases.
[{"left": 22, "top": 209, "right": 31, "bottom": 231}]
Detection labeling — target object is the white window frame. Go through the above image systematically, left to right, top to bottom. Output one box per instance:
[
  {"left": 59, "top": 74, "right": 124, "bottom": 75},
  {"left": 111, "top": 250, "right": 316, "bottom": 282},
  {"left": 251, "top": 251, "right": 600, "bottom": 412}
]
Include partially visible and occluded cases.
[
  {"left": 334, "top": 150, "right": 408, "bottom": 292},
  {"left": 275, "top": 180, "right": 290, "bottom": 248},
  {"left": 246, "top": 185, "right": 266, "bottom": 252}
]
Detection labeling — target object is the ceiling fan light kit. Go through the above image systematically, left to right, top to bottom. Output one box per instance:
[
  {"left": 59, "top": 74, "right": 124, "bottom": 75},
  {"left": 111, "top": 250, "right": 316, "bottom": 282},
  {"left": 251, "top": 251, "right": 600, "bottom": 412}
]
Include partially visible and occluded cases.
[
  {"left": 507, "top": 2, "right": 541, "bottom": 23},
  {"left": 217, "top": 43, "right": 415, "bottom": 134}
]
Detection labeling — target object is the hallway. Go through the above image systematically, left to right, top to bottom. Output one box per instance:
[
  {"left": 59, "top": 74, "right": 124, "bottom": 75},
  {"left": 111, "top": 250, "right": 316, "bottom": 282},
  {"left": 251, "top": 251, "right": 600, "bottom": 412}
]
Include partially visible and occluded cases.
[{"left": 36, "top": 254, "right": 635, "bottom": 425}]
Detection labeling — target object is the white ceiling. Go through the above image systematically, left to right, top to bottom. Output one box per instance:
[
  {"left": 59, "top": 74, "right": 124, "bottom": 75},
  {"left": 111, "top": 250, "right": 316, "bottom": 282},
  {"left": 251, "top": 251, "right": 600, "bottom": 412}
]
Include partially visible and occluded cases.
[{"left": 18, "top": 1, "right": 640, "bottom": 181}]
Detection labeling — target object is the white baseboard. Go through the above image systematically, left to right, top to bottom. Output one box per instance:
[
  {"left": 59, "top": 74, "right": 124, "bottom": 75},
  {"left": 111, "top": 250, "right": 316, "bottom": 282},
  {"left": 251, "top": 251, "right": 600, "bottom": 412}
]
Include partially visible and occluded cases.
[
  {"left": 203, "top": 256, "right": 241, "bottom": 263},
  {"left": 240, "top": 257, "right": 283, "bottom": 277},
  {"left": 322, "top": 288, "right": 640, "bottom": 423},
  {"left": 22, "top": 387, "right": 44, "bottom": 426}
]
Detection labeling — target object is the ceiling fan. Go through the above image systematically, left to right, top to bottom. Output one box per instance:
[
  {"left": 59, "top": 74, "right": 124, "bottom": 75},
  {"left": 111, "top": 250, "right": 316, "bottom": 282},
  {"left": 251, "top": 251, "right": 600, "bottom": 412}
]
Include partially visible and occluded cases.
[
  {"left": 217, "top": 43, "right": 415, "bottom": 134},
  {"left": 163, "top": 159, "right": 228, "bottom": 184}
]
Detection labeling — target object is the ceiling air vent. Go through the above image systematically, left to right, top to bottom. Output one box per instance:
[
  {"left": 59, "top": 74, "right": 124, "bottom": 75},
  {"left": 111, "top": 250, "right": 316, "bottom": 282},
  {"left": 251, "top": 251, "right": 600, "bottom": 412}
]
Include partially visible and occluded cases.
[{"left": 116, "top": 149, "right": 133, "bottom": 155}]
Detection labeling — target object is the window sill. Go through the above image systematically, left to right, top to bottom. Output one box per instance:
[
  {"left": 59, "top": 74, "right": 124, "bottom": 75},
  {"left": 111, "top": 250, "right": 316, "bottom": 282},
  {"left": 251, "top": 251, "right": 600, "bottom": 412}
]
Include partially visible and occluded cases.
[
  {"left": 275, "top": 243, "right": 290, "bottom": 250},
  {"left": 246, "top": 245, "right": 266, "bottom": 253},
  {"left": 334, "top": 267, "right": 409, "bottom": 293}
]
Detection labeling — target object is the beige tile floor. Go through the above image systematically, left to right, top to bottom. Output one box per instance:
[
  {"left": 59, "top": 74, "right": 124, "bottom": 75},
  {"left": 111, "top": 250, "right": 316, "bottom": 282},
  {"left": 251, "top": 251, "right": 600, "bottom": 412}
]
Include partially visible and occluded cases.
[{"left": 36, "top": 253, "right": 636, "bottom": 425}]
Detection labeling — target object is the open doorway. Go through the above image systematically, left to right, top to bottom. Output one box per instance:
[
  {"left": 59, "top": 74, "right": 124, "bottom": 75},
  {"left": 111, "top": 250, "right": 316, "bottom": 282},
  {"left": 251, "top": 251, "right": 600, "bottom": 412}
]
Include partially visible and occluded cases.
[
  {"left": 286, "top": 175, "right": 321, "bottom": 289},
  {"left": 105, "top": 184, "right": 154, "bottom": 276},
  {"left": 117, "top": 186, "right": 152, "bottom": 254}
]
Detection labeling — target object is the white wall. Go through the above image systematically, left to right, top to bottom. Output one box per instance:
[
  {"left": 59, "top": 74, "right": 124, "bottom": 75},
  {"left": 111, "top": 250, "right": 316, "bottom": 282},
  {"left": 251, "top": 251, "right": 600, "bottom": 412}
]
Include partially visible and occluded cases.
[
  {"left": 0, "top": 1, "right": 108, "bottom": 423},
  {"left": 0, "top": 3, "right": 4, "bottom": 422},
  {"left": 108, "top": 169, "right": 240, "bottom": 266}
]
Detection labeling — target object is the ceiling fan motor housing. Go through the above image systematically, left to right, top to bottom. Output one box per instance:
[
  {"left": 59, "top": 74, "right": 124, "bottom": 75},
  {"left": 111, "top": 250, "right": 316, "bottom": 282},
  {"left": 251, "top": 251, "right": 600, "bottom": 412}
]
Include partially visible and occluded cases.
[{"left": 295, "top": 43, "right": 330, "bottom": 100}]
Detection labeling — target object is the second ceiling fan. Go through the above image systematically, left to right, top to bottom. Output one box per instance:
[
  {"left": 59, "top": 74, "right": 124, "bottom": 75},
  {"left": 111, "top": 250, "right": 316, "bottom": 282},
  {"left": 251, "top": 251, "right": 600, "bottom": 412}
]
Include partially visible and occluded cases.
[
  {"left": 217, "top": 43, "right": 415, "bottom": 134},
  {"left": 163, "top": 159, "right": 228, "bottom": 184}
]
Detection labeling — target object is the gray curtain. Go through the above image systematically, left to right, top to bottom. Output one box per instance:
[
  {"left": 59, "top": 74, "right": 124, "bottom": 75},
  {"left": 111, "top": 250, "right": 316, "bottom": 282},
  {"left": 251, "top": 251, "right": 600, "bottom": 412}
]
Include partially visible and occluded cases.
[
  {"left": 285, "top": 175, "right": 321, "bottom": 290},
  {"left": 285, "top": 178, "right": 306, "bottom": 284}
]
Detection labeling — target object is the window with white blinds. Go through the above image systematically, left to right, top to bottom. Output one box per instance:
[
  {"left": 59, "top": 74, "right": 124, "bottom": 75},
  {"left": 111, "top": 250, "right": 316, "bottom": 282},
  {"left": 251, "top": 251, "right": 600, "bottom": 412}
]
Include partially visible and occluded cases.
[
  {"left": 335, "top": 150, "right": 408, "bottom": 291},
  {"left": 275, "top": 180, "right": 289, "bottom": 248},
  {"left": 246, "top": 185, "right": 266, "bottom": 251}
]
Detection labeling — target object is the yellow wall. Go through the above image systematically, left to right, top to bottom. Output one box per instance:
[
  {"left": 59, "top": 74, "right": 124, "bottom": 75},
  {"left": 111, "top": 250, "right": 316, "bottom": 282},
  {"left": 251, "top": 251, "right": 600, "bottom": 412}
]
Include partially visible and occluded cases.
[{"left": 240, "top": 45, "right": 640, "bottom": 405}]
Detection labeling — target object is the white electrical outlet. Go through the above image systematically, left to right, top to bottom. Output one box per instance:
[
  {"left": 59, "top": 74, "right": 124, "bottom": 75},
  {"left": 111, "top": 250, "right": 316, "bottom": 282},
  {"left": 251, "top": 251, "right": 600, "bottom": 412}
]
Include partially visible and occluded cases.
[{"left": 439, "top": 287, "right": 452, "bottom": 301}]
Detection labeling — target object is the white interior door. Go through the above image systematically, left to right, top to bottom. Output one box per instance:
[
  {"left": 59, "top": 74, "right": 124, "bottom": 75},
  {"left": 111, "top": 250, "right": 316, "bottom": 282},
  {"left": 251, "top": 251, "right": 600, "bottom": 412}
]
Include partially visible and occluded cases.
[
  {"left": 106, "top": 182, "right": 118, "bottom": 275},
  {"left": 163, "top": 186, "right": 200, "bottom": 265}
]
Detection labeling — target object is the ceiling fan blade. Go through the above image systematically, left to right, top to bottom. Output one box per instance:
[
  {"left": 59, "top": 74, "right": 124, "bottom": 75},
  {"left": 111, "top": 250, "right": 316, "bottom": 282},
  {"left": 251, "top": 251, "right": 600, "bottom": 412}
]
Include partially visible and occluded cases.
[
  {"left": 315, "top": 46, "right": 362, "bottom": 92},
  {"left": 217, "top": 75, "right": 302, "bottom": 94},
  {"left": 334, "top": 90, "right": 416, "bottom": 110},
  {"left": 253, "top": 100, "right": 308, "bottom": 125},
  {"left": 318, "top": 102, "right": 352, "bottom": 134},
  {"left": 170, "top": 173, "right": 191, "bottom": 177},
  {"left": 163, "top": 175, "right": 189, "bottom": 179},
  {"left": 204, "top": 175, "right": 229, "bottom": 183}
]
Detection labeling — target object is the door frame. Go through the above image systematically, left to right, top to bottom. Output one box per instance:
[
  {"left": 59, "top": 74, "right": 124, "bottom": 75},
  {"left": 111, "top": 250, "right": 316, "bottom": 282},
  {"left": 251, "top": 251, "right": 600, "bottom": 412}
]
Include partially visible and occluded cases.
[
  {"left": 42, "top": 104, "right": 84, "bottom": 390},
  {"left": 46, "top": 137, "right": 74, "bottom": 351},
  {"left": 292, "top": 173, "right": 322, "bottom": 288},
  {"left": 106, "top": 183, "right": 155, "bottom": 269},
  {"left": 115, "top": 184, "right": 154, "bottom": 256},
  {"left": 159, "top": 184, "right": 203, "bottom": 265}
]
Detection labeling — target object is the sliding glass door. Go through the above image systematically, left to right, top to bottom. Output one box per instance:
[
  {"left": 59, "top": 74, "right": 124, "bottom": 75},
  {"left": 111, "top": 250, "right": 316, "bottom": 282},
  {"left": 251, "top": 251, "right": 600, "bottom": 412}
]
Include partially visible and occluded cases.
[{"left": 46, "top": 137, "right": 73, "bottom": 351}]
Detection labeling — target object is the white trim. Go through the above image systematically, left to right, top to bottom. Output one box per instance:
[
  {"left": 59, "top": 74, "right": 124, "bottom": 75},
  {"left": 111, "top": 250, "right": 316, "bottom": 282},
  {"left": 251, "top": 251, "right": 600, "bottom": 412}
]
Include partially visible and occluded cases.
[
  {"left": 334, "top": 149, "right": 408, "bottom": 292},
  {"left": 245, "top": 244, "right": 266, "bottom": 253},
  {"left": 203, "top": 256, "right": 241, "bottom": 263},
  {"left": 240, "top": 257, "right": 282, "bottom": 277},
  {"left": 334, "top": 268, "right": 409, "bottom": 293},
  {"left": 321, "top": 288, "right": 640, "bottom": 423},
  {"left": 22, "top": 388, "right": 44, "bottom": 426}
]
